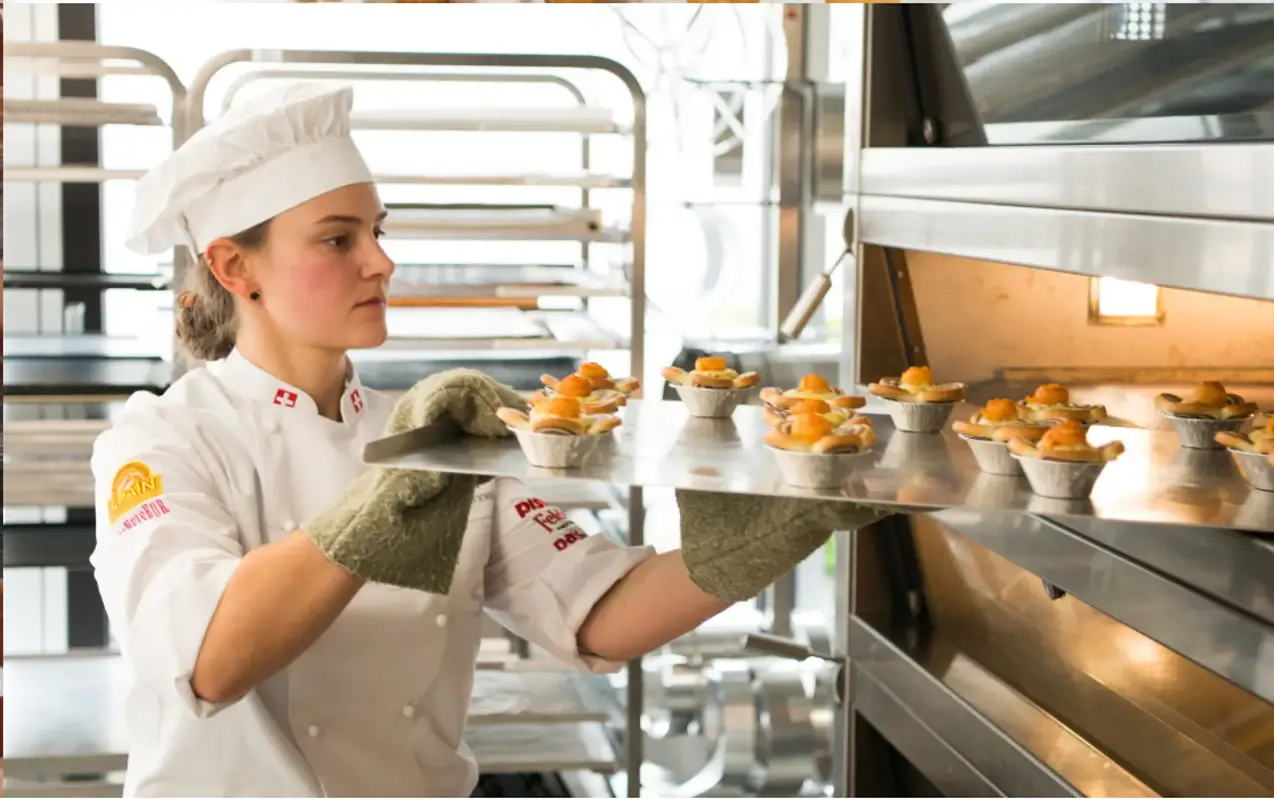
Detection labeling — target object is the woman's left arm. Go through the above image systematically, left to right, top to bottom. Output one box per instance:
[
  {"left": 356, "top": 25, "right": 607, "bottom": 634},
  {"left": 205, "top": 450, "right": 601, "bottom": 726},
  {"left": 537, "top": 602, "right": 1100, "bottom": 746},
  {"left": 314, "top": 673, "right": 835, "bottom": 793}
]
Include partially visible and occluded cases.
[{"left": 576, "top": 550, "right": 731, "bottom": 663}]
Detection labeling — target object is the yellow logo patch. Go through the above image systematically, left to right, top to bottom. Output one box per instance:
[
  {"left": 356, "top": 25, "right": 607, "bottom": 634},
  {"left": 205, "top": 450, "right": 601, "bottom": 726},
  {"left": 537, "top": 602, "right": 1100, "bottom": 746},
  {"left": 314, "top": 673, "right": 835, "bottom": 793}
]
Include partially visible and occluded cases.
[{"left": 108, "top": 461, "right": 165, "bottom": 524}]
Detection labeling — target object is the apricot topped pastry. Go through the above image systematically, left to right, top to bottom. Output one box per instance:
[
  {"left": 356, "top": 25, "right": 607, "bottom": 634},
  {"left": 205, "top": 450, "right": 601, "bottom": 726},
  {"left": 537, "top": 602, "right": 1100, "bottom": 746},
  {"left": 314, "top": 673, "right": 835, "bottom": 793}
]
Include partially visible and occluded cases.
[
  {"left": 662, "top": 356, "right": 759, "bottom": 390},
  {"left": 542, "top": 362, "right": 639, "bottom": 396},
  {"left": 868, "top": 366, "right": 965, "bottom": 404},
  {"left": 759, "top": 373, "right": 867, "bottom": 412},
  {"left": 530, "top": 375, "right": 624, "bottom": 415},
  {"left": 1156, "top": 381, "right": 1259, "bottom": 420},
  {"left": 1016, "top": 383, "right": 1107, "bottom": 424},
  {"left": 497, "top": 396, "right": 621, "bottom": 436},
  {"left": 762, "top": 397, "right": 869, "bottom": 428},
  {"left": 953, "top": 398, "right": 1052, "bottom": 442},
  {"left": 764, "top": 412, "right": 875, "bottom": 455},
  {"left": 1214, "top": 415, "right": 1274, "bottom": 454},
  {"left": 1007, "top": 420, "right": 1124, "bottom": 463}
]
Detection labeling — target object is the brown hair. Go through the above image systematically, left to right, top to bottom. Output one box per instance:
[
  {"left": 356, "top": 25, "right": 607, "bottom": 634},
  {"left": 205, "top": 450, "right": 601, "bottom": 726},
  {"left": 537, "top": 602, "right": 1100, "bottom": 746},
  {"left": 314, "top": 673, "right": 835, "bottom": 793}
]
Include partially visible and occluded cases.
[{"left": 175, "top": 219, "right": 271, "bottom": 361}]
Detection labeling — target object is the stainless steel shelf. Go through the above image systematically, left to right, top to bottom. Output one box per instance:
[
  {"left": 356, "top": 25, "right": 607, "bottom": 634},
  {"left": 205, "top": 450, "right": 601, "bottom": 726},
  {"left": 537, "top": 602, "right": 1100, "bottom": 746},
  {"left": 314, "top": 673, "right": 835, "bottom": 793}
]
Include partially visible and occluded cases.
[
  {"left": 3, "top": 98, "right": 164, "bottom": 127},
  {"left": 351, "top": 106, "right": 623, "bottom": 134},
  {"left": 382, "top": 207, "right": 627, "bottom": 244},
  {"left": 391, "top": 265, "right": 628, "bottom": 300},
  {"left": 374, "top": 308, "right": 626, "bottom": 352},
  {"left": 364, "top": 399, "right": 1274, "bottom": 534},
  {"left": 933, "top": 509, "right": 1274, "bottom": 705},
  {"left": 2, "top": 655, "right": 616, "bottom": 782}
]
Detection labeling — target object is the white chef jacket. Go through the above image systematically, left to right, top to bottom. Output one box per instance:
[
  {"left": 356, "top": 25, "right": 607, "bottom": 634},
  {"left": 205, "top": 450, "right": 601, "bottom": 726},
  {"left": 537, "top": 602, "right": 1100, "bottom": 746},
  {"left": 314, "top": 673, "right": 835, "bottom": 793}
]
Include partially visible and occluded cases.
[{"left": 89, "top": 350, "right": 653, "bottom": 798}]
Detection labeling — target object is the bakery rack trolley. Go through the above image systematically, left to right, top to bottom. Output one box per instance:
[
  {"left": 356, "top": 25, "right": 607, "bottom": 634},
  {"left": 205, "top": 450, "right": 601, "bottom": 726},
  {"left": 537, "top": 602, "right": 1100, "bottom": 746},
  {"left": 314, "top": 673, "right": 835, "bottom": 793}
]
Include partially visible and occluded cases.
[
  {"left": 2, "top": 41, "right": 186, "bottom": 401},
  {"left": 183, "top": 49, "right": 650, "bottom": 796}
]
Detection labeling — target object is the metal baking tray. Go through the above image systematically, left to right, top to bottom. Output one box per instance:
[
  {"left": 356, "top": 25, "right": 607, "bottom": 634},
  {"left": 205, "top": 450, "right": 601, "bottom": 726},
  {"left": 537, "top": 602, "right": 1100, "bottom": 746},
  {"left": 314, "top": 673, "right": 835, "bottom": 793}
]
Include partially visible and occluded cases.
[{"left": 363, "top": 399, "right": 1274, "bottom": 534}]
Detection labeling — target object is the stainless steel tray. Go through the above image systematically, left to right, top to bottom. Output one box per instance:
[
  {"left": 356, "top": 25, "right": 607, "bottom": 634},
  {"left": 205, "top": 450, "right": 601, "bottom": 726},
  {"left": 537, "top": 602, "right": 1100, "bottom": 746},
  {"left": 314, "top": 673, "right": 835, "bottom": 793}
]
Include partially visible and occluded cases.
[{"left": 364, "top": 399, "right": 1274, "bottom": 534}]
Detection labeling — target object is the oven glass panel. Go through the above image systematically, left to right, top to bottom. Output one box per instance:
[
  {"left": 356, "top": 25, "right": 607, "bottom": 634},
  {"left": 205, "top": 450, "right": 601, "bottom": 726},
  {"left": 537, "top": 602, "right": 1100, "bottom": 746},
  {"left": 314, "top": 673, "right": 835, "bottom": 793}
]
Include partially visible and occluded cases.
[{"left": 943, "top": 2, "right": 1274, "bottom": 145}]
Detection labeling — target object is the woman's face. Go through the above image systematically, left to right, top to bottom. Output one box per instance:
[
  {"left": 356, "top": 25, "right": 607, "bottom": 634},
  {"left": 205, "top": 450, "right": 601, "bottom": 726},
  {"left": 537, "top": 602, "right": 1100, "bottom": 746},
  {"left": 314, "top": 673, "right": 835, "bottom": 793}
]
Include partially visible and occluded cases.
[{"left": 249, "top": 183, "right": 394, "bottom": 352}]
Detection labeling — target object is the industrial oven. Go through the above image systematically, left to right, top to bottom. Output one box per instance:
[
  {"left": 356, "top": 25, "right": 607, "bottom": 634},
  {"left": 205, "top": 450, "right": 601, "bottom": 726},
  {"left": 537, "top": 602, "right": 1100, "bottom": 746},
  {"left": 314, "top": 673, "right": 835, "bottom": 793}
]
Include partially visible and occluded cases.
[{"left": 817, "top": 3, "right": 1274, "bottom": 796}]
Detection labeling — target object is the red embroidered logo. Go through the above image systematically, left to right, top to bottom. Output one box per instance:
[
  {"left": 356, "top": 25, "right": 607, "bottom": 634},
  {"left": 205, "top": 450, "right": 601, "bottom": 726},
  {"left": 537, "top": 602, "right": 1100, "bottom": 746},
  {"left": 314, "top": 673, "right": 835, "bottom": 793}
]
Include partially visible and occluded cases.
[
  {"left": 273, "top": 389, "right": 298, "bottom": 408},
  {"left": 350, "top": 389, "right": 363, "bottom": 413},
  {"left": 514, "top": 497, "right": 548, "bottom": 519},
  {"left": 117, "top": 498, "right": 172, "bottom": 532},
  {"left": 554, "top": 530, "right": 587, "bottom": 551}
]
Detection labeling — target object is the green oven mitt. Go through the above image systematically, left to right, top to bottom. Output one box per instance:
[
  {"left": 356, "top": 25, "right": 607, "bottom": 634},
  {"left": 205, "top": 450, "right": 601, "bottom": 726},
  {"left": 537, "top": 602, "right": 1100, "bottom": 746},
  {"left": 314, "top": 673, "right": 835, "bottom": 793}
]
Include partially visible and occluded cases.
[
  {"left": 303, "top": 369, "right": 528, "bottom": 593},
  {"left": 676, "top": 490, "right": 927, "bottom": 603}
]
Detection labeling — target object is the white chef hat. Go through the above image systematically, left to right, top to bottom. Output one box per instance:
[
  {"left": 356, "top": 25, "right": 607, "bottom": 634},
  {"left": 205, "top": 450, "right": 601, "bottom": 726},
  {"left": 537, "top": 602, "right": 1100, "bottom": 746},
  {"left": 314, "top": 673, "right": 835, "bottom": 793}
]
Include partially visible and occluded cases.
[{"left": 126, "top": 82, "right": 374, "bottom": 256}]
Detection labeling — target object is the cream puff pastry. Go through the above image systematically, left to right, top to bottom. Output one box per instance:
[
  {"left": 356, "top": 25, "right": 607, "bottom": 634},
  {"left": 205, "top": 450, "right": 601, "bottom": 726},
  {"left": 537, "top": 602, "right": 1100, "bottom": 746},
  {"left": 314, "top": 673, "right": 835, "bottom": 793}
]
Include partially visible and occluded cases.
[
  {"left": 662, "top": 356, "right": 759, "bottom": 390},
  {"left": 868, "top": 366, "right": 965, "bottom": 404},
  {"left": 759, "top": 373, "right": 866, "bottom": 412},
  {"left": 530, "top": 375, "right": 625, "bottom": 415},
  {"left": 1157, "top": 381, "right": 1259, "bottom": 421},
  {"left": 1016, "top": 383, "right": 1107, "bottom": 424},
  {"left": 497, "top": 397, "right": 621, "bottom": 436},
  {"left": 762, "top": 397, "right": 869, "bottom": 428},
  {"left": 953, "top": 398, "right": 1052, "bottom": 442},
  {"left": 764, "top": 412, "right": 875, "bottom": 455},
  {"left": 1214, "top": 415, "right": 1274, "bottom": 454},
  {"left": 1007, "top": 420, "right": 1124, "bottom": 463}
]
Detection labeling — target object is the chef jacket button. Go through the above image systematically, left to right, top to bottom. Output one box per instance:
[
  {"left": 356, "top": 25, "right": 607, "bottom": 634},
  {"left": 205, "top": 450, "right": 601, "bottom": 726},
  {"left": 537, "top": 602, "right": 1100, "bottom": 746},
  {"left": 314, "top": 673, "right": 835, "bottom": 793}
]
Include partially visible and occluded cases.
[
  {"left": 264, "top": 419, "right": 281, "bottom": 435},
  {"left": 282, "top": 520, "right": 296, "bottom": 533},
  {"left": 435, "top": 613, "right": 448, "bottom": 629},
  {"left": 402, "top": 704, "right": 416, "bottom": 718},
  {"left": 307, "top": 725, "right": 321, "bottom": 738}
]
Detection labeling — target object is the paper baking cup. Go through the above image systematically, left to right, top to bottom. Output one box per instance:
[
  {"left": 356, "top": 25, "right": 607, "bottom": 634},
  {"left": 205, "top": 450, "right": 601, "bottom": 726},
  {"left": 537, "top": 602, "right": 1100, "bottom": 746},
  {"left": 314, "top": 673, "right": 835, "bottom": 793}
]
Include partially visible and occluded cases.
[
  {"left": 673, "top": 384, "right": 750, "bottom": 418},
  {"left": 883, "top": 399, "right": 956, "bottom": 433},
  {"left": 1162, "top": 413, "right": 1249, "bottom": 450},
  {"left": 509, "top": 427, "right": 605, "bottom": 469},
  {"left": 959, "top": 434, "right": 1022, "bottom": 476},
  {"left": 767, "top": 445, "right": 872, "bottom": 489},
  {"left": 1227, "top": 448, "right": 1274, "bottom": 492},
  {"left": 1012, "top": 454, "right": 1109, "bottom": 500}
]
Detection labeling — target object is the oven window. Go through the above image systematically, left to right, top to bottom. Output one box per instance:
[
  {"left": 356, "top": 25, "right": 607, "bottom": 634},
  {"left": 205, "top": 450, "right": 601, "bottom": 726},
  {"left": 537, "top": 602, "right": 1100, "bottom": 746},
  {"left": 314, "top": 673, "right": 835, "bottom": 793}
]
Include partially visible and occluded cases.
[{"left": 942, "top": 2, "right": 1274, "bottom": 145}]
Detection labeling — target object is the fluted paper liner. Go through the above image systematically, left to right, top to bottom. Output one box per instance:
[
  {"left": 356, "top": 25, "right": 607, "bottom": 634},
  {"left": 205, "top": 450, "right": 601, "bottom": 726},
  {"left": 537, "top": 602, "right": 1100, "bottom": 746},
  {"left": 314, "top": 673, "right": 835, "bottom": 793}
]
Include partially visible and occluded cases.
[
  {"left": 673, "top": 384, "right": 750, "bottom": 418},
  {"left": 509, "top": 427, "right": 605, "bottom": 469}
]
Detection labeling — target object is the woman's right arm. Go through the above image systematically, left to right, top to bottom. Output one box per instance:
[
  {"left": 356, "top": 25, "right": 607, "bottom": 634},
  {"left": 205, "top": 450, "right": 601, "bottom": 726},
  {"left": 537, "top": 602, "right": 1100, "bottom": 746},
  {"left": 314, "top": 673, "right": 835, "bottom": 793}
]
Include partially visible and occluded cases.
[
  {"left": 91, "top": 410, "right": 360, "bottom": 715},
  {"left": 190, "top": 530, "right": 362, "bottom": 704}
]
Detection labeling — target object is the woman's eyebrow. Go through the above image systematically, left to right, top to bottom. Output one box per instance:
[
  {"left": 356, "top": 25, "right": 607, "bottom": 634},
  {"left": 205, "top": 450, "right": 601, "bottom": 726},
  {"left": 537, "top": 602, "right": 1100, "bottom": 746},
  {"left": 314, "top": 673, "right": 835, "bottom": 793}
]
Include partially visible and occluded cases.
[{"left": 314, "top": 210, "right": 389, "bottom": 226}]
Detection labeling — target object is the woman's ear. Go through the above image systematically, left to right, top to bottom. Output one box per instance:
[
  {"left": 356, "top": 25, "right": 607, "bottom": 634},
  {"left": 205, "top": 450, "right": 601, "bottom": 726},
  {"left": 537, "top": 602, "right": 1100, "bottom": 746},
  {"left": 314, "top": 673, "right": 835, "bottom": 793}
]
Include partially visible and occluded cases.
[{"left": 204, "top": 239, "right": 260, "bottom": 301}]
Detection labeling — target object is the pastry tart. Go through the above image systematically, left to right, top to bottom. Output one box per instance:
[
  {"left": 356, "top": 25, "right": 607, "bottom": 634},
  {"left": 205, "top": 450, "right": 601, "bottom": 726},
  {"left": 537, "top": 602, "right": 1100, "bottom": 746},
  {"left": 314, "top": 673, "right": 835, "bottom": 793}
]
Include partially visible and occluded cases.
[
  {"left": 662, "top": 356, "right": 759, "bottom": 390},
  {"left": 543, "top": 361, "right": 639, "bottom": 396},
  {"left": 868, "top": 366, "right": 965, "bottom": 404},
  {"left": 530, "top": 374, "right": 625, "bottom": 415},
  {"left": 760, "top": 374, "right": 866, "bottom": 412},
  {"left": 1156, "top": 381, "right": 1259, "bottom": 420},
  {"left": 1016, "top": 383, "right": 1107, "bottom": 424},
  {"left": 497, "top": 397, "right": 621, "bottom": 436},
  {"left": 763, "top": 397, "right": 868, "bottom": 428},
  {"left": 953, "top": 399, "right": 1052, "bottom": 442},
  {"left": 764, "top": 412, "right": 875, "bottom": 455},
  {"left": 1214, "top": 416, "right": 1274, "bottom": 454},
  {"left": 1007, "top": 420, "right": 1124, "bottom": 463}
]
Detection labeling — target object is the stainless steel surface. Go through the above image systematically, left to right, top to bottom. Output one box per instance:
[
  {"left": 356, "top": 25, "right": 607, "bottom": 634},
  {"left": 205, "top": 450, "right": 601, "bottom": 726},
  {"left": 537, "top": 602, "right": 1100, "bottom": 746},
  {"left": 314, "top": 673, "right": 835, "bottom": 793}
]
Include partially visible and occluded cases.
[
  {"left": 860, "top": 145, "right": 1274, "bottom": 223},
  {"left": 858, "top": 195, "right": 1274, "bottom": 301},
  {"left": 671, "top": 385, "right": 750, "bottom": 419},
  {"left": 365, "top": 399, "right": 1274, "bottom": 533},
  {"left": 881, "top": 399, "right": 958, "bottom": 434},
  {"left": 1164, "top": 414, "right": 1249, "bottom": 451},
  {"left": 508, "top": 428, "right": 607, "bottom": 470},
  {"left": 959, "top": 434, "right": 1022, "bottom": 477},
  {"left": 769, "top": 445, "right": 874, "bottom": 490},
  {"left": 1230, "top": 448, "right": 1274, "bottom": 492},
  {"left": 1013, "top": 454, "right": 1109, "bottom": 501},
  {"left": 932, "top": 508, "right": 1274, "bottom": 706},
  {"left": 850, "top": 617, "right": 1094, "bottom": 797},
  {"left": 740, "top": 632, "right": 841, "bottom": 663},
  {"left": 3, "top": 655, "right": 616, "bottom": 778}
]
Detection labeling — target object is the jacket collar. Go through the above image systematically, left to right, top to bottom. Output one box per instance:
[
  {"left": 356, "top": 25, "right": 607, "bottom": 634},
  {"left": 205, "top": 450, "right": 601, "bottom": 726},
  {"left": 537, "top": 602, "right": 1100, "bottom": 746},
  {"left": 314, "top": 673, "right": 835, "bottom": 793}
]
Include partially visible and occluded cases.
[{"left": 213, "top": 348, "right": 368, "bottom": 423}]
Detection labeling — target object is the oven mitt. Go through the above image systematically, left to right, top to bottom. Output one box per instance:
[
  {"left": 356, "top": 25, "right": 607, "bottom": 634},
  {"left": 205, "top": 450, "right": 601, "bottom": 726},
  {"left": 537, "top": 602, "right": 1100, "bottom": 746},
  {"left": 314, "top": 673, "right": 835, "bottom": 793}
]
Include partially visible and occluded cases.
[
  {"left": 303, "top": 369, "right": 528, "bottom": 593},
  {"left": 677, "top": 490, "right": 928, "bottom": 603}
]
